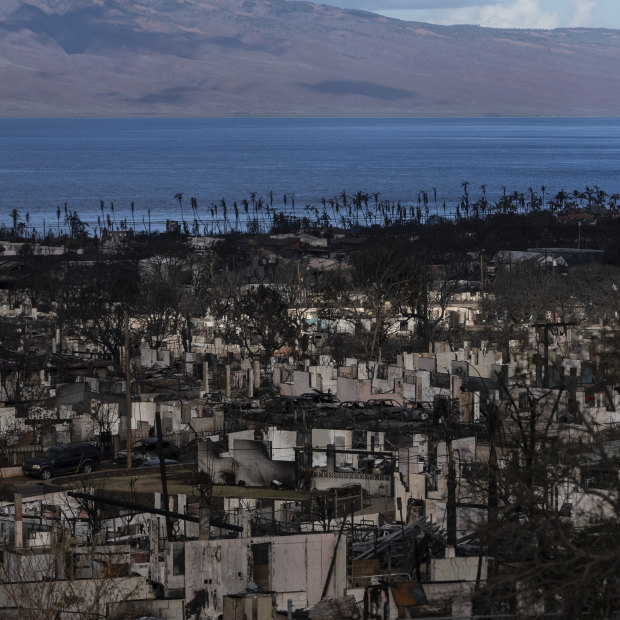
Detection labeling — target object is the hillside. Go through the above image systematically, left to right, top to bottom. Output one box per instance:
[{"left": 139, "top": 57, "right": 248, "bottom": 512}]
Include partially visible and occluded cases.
[{"left": 1, "top": 0, "right": 620, "bottom": 116}]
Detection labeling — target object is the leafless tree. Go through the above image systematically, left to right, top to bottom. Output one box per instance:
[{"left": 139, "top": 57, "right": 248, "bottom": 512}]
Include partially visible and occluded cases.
[
  {"left": 319, "top": 247, "right": 461, "bottom": 359},
  {"left": 272, "top": 260, "right": 319, "bottom": 358},
  {"left": 465, "top": 378, "right": 620, "bottom": 617},
  {"left": 0, "top": 529, "right": 147, "bottom": 620}
]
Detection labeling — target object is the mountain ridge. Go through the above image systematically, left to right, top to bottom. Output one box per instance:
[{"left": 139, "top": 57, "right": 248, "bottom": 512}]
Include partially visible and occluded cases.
[{"left": 2, "top": 0, "right": 620, "bottom": 116}]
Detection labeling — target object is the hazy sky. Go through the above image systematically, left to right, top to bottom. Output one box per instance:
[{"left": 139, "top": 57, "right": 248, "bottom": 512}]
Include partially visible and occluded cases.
[{"left": 301, "top": 0, "right": 620, "bottom": 29}]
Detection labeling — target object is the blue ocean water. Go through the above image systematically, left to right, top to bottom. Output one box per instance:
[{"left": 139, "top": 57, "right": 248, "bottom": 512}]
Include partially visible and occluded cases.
[{"left": 1, "top": 117, "right": 619, "bottom": 233}]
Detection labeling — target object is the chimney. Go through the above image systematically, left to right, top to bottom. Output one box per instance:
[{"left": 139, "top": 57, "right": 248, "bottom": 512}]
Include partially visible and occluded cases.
[
  {"left": 253, "top": 359, "right": 261, "bottom": 391},
  {"left": 202, "top": 361, "right": 209, "bottom": 394},
  {"left": 247, "top": 368, "right": 254, "bottom": 398},
  {"left": 326, "top": 443, "right": 336, "bottom": 473},
  {"left": 14, "top": 493, "right": 23, "bottom": 548},
  {"left": 199, "top": 504, "right": 211, "bottom": 540}
]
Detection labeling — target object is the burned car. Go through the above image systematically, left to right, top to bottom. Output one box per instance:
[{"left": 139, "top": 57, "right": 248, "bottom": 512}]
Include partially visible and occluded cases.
[{"left": 115, "top": 437, "right": 180, "bottom": 465}]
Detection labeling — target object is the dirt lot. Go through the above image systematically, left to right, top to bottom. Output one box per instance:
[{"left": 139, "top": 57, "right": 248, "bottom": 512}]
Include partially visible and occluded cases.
[{"left": 47, "top": 465, "right": 309, "bottom": 501}]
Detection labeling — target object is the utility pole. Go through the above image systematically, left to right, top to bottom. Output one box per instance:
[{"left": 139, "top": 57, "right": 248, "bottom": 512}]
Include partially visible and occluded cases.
[
  {"left": 480, "top": 248, "right": 485, "bottom": 296},
  {"left": 125, "top": 310, "right": 132, "bottom": 469},
  {"left": 534, "top": 321, "right": 576, "bottom": 388},
  {"left": 442, "top": 399, "right": 457, "bottom": 548},
  {"left": 487, "top": 402, "right": 499, "bottom": 578},
  {"left": 156, "top": 410, "right": 174, "bottom": 541},
  {"left": 446, "top": 437, "right": 457, "bottom": 547},
  {"left": 321, "top": 506, "right": 348, "bottom": 600}
]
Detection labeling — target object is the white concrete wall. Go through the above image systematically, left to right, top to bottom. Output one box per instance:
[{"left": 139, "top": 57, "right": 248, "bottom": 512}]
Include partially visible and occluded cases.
[
  {"left": 140, "top": 348, "right": 158, "bottom": 368},
  {"left": 309, "top": 364, "right": 338, "bottom": 394},
  {"left": 279, "top": 370, "right": 310, "bottom": 397},
  {"left": 415, "top": 371, "right": 432, "bottom": 403},
  {"left": 336, "top": 377, "right": 372, "bottom": 403},
  {"left": 403, "top": 382, "right": 416, "bottom": 401},
  {"left": 89, "top": 400, "right": 120, "bottom": 435},
  {"left": 131, "top": 401, "right": 157, "bottom": 431},
  {"left": 156, "top": 401, "right": 184, "bottom": 432},
  {"left": 0, "top": 407, "right": 25, "bottom": 435},
  {"left": 266, "top": 427, "right": 297, "bottom": 462},
  {"left": 311, "top": 429, "right": 352, "bottom": 467},
  {"left": 227, "top": 430, "right": 255, "bottom": 458},
  {"left": 366, "top": 431, "right": 385, "bottom": 452},
  {"left": 225, "top": 497, "right": 258, "bottom": 536},
  {"left": 182, "top": 533, "right": 346, "bottom": 616},
  {"left": 272, "top": 533, "right": 347, "bottom": 609},
  {"left": 431, "top": 556, "right": 487, "bottom": 582}
]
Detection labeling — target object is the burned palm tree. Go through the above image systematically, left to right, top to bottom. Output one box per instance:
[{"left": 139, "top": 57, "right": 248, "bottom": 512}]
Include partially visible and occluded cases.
[
  {"left": 460, "top": 180, "right": 470, "bottom": 217},
  {"left": 174, "top": 192, "right": 185, "bottom": 227},
  {"left": 190, "top": 196, "right": 206, "bottom": 231},
  {"left": 256, "top": 197, "right": 268, "bottom": 230},
  {"left": 327, "top": 197, "right": 337, "bottom": 224},
  {"left": 220, "top": 198, "right": 228, "bottom": 233},
  {"left": 241, "top": 199, "right": 249, "bottom": 229},
  {"left": 110, "top": 202, "right": 117, "bottom": 229},
  {"left": 9, "top": 208, "right": 20, "bottom": 238},
  {"left": 64, "top": 210, "right": 88, "bottom": 238}
]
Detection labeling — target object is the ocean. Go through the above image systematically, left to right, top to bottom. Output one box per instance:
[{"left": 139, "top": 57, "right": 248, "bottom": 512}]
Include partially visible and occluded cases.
[{"left": 1, "top": 117, "right": 619, "bottom": 233}]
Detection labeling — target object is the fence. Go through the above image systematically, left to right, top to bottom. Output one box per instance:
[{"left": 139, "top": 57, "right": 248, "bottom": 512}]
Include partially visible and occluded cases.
[
  {"left": 2, "top": 445, "right": 43, "bottom": 467},
  {"left": 314, "top": 471, "right": 391, "bottom": 482}
]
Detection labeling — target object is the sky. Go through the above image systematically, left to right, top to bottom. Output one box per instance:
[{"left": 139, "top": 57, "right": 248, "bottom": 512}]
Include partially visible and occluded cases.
[{"left": 300, "top": 0, "right": 620, "bottom": 29}]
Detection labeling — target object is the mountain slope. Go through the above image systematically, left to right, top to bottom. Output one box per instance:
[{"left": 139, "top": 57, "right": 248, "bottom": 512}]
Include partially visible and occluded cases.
[{"left": 1, "top": 0, "right": 619, "bottom": 116}]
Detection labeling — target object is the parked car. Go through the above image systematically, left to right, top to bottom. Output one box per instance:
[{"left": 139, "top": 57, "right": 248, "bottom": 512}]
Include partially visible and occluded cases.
[
  {"left": 115, "top": 437, "right": 180, "bottom": 464},
  {"left": 22, "top": 443, "right": 100, "bottom": 480}
]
